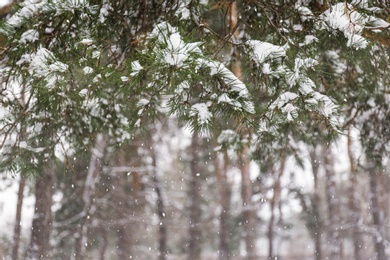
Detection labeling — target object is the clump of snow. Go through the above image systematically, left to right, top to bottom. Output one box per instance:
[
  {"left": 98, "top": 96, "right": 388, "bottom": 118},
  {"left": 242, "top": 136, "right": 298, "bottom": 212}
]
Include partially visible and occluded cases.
[
  {"left": 1, "top": 0, "right": 99, "bottom": 36},
  {"left": 52, "top": 0, "right": 96, "bottom": 15},
  {"left": 2, "top": 1, "right": 44, "bottom": 34},
  {"left": 175, "top": 1, "right": 191, "bottom": 20},
  {"left": 99, "top": 2, "right": 112, "bottom": 23},
  {"left": 319, "top": 3, "right": 390, "bottom": 49},
  {"left": 295, "top": 4, "right": 313, "bottom": 22},
  {"left": 149, "top": 23, "right": 202, "bottom": 68},
  {"left": 293, "top": 24, "right": 303, "bottom": 31},
  {"left": 45, "top": 27, "right": 54, "bottom": 34},
  {"left": 19, "top": 29, "right": 39, "bottom": 44},
  {"left": 347, "top": 34, "right": 368, "bottom": 49},
  {"left": 299, "top": 35, "right": 318, "bottom": 47},
  {"left": 80, "top": 38, "right": 93, "bottom": 46},
  {"left": 246, "top": 40, "right": 289, "bottom": 65},
  {"left": 28, "top": 48, "right": 68, "bottom": 88},
  {"left": 92, "top": 50, "right": 100, "bottom": 59},
  {"left": 196, "top": 58, "right": 249, "bottom": 99},
  {"left": 287, "top": 58, "right": 318, "bottom": 86},
  {"left": 130, "top": 60, "right": 143, "bottom": 76},
  {"left": 83, "top": 66, "right": 93, "bottom": 75},
  {"left": 93, "top": 74, "right": 102, "bottom": 83},
  {"left": 120, "top": 76, "right": 129, "bottom": 82},
  {"left": 298, "top": 77, "right": 316, "bottom": 95},
  {"left": 298, "top": 78, "right": 339, "bottom": 128},
  {"left": 175, "top": 81, "right": 190, "bottom": 94},
  {"left": 79, "top": 88, "right": 88, "bottom": 97},
  {"left": 269, "top": 92, "right": 299, "bottom": 122},
  {"left": 218, "top": 93, "right": 243, "bottom": 110},
  {"left": 137, "top": 99, "right": 150, "bottom": 107},
  {"left": 190, "top": 103, "right": 212, "bottom": 125},
  {"left": 217, "top": 129, "right": 238, "bottom": 144}
]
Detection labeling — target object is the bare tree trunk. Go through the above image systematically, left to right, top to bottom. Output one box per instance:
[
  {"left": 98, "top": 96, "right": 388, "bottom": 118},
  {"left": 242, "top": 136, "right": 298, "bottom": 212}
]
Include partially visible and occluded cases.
[
  {"left": 347, "top": 129, "right": 364, "bottom": 260},
  {"left": 188, "top": 132, "right": 202, "bottom": 260},
  {"left": 75, "top": 134, "right": 107, "bottom": 260},
  {"left": 151, "top": 142, "right": 167, "bottom": 260},
  {"left": 112, "top": 143, "right": 145, "bottom": 259},
  {"left": 239, "top": 144, "right": 257, "bottom": 260},
  {"left": 323, "top": 145, "right": 342, "bottom": 260},
  {"left": 309, "top": 148, "right": 323, "bottom": 260},
  {"left": 216, "top": 149, "right": 231, "bottom": 260},
  {"left": 268, "top": 156, "right": 285, "bottom": 259},
  {"left": 26, "top": 162, "right": 55, "bottom": 260},
  {"left": 368, "top": 166, "right": 387, "bottom": 260},
  {"left": 11, "top": 175, "right": 26, "bottom": 260},
  {"left": 268, "top": 187, "right": 275, "bottom": 260},
  {"left": 313, "top": 202, "right": 323, "bottom": 260},
  {"left": 116, "top": 225, "right": 132, "bottom": 259},
  {"left": 98, "top": 227, "right": 108, "bottom": 260}
]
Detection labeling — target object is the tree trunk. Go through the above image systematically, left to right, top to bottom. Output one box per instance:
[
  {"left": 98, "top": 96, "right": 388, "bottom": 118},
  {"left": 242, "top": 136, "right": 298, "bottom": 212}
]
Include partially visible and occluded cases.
[
  {"left": 347, "top": 129, "right": 364, "bottom": 260},
  {"left": 188, "top": 132, "right": 202, "bottom": 260},
  {"left": 75, "top": 134, "right": 107, "bottom": 260},
  {"left": 112, "top": 143, "right": 145, "bottom": 260},
  {"left": 151, "top": 143, "right": 168, "bottom": 260},
  {"left": 239, "top": 144, "right": 257, "bottom": 260},
  {"left": 323, "top": 144, "right": 342, "bottom": 260},
  {"left": 308, "top": 147, "right": 323, "bottom": 260},
  {"left": 216, "top": 149, "right": 231, "bottom": 260},
  {"left": 268, "top": 156, "right": 285, "bottom": 259},
  {"left": 26, "top": 162, "right": 55, "bottom": 260},
  {"left": 368, "top": 166, "right": 387, "bottom": 260},
  {"left": 11, "top": 175, "right": 26, "bottom": 260},
  {"left": 268, "top": 191, "right": 275, "bottom": 260},
  {"left": 313, "top": 220, "right": 322, "bottom": 260},
  {"left": 116, "top": 225, "right": 132, "bottom": 259},
  {"left": 98, "top": 227, "right": 108, "bottom": 260}
]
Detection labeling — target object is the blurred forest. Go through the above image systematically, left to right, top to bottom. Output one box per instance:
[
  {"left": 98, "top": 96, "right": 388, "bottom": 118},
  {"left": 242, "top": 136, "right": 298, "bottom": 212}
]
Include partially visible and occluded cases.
[{"left": 0, "top": 0, "right": 390, "bottom": 259}]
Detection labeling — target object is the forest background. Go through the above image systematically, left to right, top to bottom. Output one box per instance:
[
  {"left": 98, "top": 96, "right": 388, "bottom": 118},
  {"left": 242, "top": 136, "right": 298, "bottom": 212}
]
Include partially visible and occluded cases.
[{"left": 0, "top": 0, "right": 390, "bottom": 259}]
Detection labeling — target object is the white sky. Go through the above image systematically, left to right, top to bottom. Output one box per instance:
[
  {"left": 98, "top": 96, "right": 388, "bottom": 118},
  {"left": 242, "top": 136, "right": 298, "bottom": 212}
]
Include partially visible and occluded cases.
[{"left": 0, "top": 0, "right": 12, "bottom": 9}]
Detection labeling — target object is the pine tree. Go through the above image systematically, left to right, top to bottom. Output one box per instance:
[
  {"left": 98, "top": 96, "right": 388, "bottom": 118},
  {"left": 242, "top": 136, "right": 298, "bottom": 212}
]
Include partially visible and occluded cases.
[{"left": 1, "top": 0, "right": 390, "bottom": 259}]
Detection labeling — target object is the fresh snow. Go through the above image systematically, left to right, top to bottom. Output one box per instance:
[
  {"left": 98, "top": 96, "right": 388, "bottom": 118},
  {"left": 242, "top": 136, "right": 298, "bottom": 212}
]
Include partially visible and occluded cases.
[
  {"left": 0, "top": 0, "right": 12, "bottom": 8},
  {"left": 99, "top": 2, "right": 112, "bottom": 23},
  {"left": 175, "top": 2, "right": 190, "bottom": 19},
  {"left": 319, "top": 3, "right": 390, "bottom": 49},
  {"left": 295, "top": 4, "right": 313, "bottom": 22},
  {"left": 19, "top": 29, "right": 39, "bottom": 44},
  {"left": 299, "top": 35, "right": 318, "bottom": 47},
  {"left": 80, "top": 38, "right": 94, "bottom": 45},
  {"left": 246, "top": 40, "right": 288, "bottom": 65},
  {"left": 29, "top": 48, "right": 68, "bottom": 88},
  {"left": 196, "top": 58, "right": 249, "bottom": 99},
  {"left": 287, "top": 58, "right": 318, "bottom": 87},
  {"left": 130, "top": 60, "right": 143, "bottom": 76},
  {"left": 83, "top": 66, "right": 93, "bottom": 75},
  {"left": 120, "top": 76, "right": 129, "bottom": 82},
  {"left": 79, "top": 88, "right": 88, "bottom": 97},
  {"left": 269, "top": 92, "right": 299, "bottom": 122},
  {"left": 137, "top": 99, "right": 150, "bottom": 107},
  {"left": 190, "top": 103, "right": 212, "bottom": 125}
]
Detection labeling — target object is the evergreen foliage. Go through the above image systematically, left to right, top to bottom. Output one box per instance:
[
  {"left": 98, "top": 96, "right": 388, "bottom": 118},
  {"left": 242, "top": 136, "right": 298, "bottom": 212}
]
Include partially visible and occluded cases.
[{"left": 0, "top": 0, "right": 389, "bottom": 172}]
